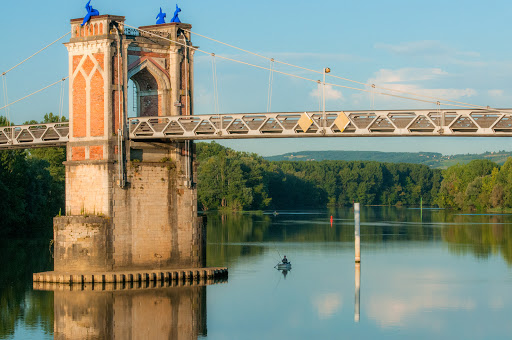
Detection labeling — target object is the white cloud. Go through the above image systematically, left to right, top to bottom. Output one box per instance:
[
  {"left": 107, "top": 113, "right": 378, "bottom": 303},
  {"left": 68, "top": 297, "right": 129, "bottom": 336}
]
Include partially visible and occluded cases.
[
  {"left": 375, "top": 40, "right": 480, "bottom": 58},
  {"left": 269, "top": 52, "right": 365, "bottom": 63},
  {"left": 353, "top": 67, "right": 477, "bottom": 109},
  {"left": 369, "top": 67, "right": 448, "bottom": 84},
  {"left": 309, "top": 84, "right": 344, "bottom": 101},
  {"left": 371, "top": 84, "right": 476, "bottom": 101},
  {"left": 488, "top": 89, "right": 504, "bottom": 97},
  {"left": 311, "top": 293, "right": 342, "bottom": 319}
]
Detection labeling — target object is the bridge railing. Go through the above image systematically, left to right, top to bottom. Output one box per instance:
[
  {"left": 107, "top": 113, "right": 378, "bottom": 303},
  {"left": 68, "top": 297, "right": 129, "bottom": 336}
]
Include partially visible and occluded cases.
[
  {"left": 1, "top": 109, "right": 511, "bottom": 149},
  {"left": 128, "top": 109, "right": 512, "bottom": 140},
  {"left": 0, "top": 122, "right": 69, "bottom": 149}
]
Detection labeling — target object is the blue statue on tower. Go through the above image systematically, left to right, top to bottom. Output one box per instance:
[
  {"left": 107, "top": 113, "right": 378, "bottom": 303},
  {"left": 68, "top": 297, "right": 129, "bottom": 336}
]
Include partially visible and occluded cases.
[
  {"left": 81, "top": 0, "right": 100, "bottom": 26},
  {"left": 171, "top": 4, "right": 181, "bottom": 23},
  {"left": 156, "top": 7, "right": 166, "bottom": 24}
]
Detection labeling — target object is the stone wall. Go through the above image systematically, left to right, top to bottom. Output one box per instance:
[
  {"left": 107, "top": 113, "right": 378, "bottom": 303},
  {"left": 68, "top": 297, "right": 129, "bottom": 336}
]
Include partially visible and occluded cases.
[
  {"left": 56, "top": 141, "right": 204, "bottom": 272},
  {"left": 110, "top": 141, "right": 203, "bottom": 270},
  {"left": 65, "top": 160, "right": 112, "bottom": 216},
  {"left": 54, "top": 216, "right": 113, "bottom": 272}
]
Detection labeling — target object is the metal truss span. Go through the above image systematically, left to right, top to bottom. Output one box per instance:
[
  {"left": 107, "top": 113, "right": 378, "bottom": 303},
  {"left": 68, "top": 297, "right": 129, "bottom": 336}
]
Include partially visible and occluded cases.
[
  {"left": 2, "top": 109, "right": 511, "bottom": 149},
  {"left": 128, "top": 109, "right": 512, "bottom": 140},
  {"left": 0, "top": 122, "right": 69, "bottom": 149}
]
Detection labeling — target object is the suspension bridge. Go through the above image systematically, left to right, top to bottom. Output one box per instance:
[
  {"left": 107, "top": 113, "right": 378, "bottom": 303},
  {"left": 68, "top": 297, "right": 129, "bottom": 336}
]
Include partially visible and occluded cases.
[
  {"left": 0, "top": 10, "right": 507, "bottom": 283},
  {"left": 1, "top": 15, "right": 512, "bottom": 149},
  {"left": 1, "top": 108, "right": 511, "bottom": 149}
]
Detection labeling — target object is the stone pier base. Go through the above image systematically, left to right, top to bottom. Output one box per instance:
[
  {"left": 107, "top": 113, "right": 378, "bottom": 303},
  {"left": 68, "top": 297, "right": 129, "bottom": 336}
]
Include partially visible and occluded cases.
[{"left": 33, "top": 267, "right": 228, "bottom": 284}]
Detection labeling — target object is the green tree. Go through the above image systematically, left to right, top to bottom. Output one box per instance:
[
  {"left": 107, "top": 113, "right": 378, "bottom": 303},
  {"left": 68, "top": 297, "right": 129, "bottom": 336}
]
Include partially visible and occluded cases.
[
  {"left": 0, "top": 114, "right": 65, "bottom": 236},
  {"left": 437, "top": 159, "right": 499, "bottom": 210}
]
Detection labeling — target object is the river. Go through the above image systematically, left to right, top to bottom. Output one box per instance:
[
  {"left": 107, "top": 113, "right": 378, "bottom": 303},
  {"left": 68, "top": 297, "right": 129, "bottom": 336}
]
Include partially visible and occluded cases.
[{"left": 1, "top": 207, "right": 512, "bottom": 339}]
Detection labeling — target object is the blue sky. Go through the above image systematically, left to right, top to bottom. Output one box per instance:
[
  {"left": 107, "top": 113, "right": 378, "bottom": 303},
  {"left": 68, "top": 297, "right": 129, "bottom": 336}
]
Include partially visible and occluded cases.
[{"left": 1, "top": 0, "right": 512, "bottom": 156}]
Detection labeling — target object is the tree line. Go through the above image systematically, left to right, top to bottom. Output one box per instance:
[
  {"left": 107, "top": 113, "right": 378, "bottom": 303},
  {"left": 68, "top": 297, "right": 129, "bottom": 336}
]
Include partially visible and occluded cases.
[
  {"left": 0, "top": 114, "right": 66, "bottom": 237},
  {"left": 197, "top": 142, "right": 443, "bottom": 210},
  {"left": 198, "top": 142, "right": 512, "bottom": 212},
  {"left": 436, "top": 158, "right": 512, "bottom": 210}
]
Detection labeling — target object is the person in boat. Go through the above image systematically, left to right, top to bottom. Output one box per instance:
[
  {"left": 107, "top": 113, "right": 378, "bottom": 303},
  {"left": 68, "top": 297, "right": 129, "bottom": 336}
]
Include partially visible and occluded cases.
[{"left": 282, "top": 255, "right": 289, "bottom": 264}]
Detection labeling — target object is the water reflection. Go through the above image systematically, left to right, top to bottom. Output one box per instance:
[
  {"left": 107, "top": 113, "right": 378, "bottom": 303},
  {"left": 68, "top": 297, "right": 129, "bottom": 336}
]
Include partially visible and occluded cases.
[
  {"left": 3, "top": 207, "right": 512, "bottom": 339},
  {"left": 206, "top": 208, "right": 512, "bottom": 267},
  {"left": 442, "top": 218, "right": 512, "bottom": 264},
  {"left": 0, "top": 239, "right": 53, "bottom": 339},
  {"left": 354, "top": 263, "right": 360, "bottom": 322},
  {"left": 365, "top": 267, "right": 479, "bottom": 328},
  {"left": 43, "top": 283, "right": 207, "bottom": 340}
]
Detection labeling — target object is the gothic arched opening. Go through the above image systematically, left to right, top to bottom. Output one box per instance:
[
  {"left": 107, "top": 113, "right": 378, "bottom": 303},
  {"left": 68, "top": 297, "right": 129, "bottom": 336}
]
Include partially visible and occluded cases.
[{"left": 130, "top": 68, "right": 160, "bottom": 117}]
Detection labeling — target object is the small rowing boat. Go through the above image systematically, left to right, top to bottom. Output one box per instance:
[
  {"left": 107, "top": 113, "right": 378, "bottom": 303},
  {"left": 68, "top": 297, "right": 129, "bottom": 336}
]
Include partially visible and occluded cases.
[{"left": 276, "top": 262, "right": 291, "bottom": 270}]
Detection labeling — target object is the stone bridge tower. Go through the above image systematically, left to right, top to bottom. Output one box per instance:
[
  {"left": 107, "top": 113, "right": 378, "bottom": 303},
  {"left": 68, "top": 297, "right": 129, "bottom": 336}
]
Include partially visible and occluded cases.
[{"left": 54, "top": 14, "right": 204, "bottom": 274}]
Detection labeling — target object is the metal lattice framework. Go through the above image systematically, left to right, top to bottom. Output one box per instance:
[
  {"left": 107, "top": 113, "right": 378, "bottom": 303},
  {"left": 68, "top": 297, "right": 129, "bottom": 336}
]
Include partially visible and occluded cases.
[
  {"left": 1, "top": 109, "right": 512, "bottom": 149},
  {"left": 129, "top": 109, "right": 512, "bottom": 140},
  {"left": 0, "top": 122, "right": 69, "bottom": 149}
]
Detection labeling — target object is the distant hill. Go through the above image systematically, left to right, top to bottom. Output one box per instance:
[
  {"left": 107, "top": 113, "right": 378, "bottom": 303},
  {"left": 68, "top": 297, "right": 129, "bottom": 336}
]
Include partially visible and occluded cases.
[{"left": 265, "top": 150, "right": 512, "bottom": 168}]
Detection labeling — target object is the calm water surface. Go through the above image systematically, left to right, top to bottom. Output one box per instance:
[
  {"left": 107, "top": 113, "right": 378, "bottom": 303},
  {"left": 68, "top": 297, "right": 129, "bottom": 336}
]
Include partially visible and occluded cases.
[{"left": 2, "top": 207, "right": 512, "bottom": 339}]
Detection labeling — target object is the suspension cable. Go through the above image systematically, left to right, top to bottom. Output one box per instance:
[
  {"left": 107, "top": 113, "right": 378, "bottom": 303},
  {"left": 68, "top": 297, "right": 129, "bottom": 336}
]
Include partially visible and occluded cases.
[
  {"left": 123, "top": 23, "right": 419, "bottom": 104},
  {"left": 124, "top": 23, "right": 510, "bottom": 112},
  {"left": 114, "top": 26, "right": 126, "bottom": 188},
  {"left": 183, "top": 28, "right": 508, "bottom": 113},
  {"left": 1, "top": 32, "right": 71, "bottom": 76},
  {"left": 117, "top": 34, "right": 123, "bottom": 132},
  {"left": 181, "top": 34, "right": 192, "bottom": 187},
  {"left": 184, "top": 35, "right": 189, "bottom": 116},
  {"left": 211, "top": 54, "right": 220, "bottom": 115},
  {"left": 267, "top": 58, "right": 274, "bottom": 112},
  {"left": 1, "top": 74, "right": 10, "bottom": 123},
  {"left": 0, "top": 77, "right": 68, "bottom": 112},
  {"left": 58, "top": 79, "right": 65, "bottom": 120},
  {"left": 317, "top": 80, "right": 322, "bottom": 113},
  {"left": 371, "top": 84, "right": 375, "bottom": 110},
  {"left": 436, "top": 101, "right": 442, "bottom": 126}
]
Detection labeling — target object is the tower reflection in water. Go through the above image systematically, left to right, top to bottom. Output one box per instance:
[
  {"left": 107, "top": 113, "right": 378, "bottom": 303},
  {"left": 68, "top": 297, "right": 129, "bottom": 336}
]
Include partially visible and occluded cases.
[{"left": 35, "top": 280, "right": 219, "bottom": 340}]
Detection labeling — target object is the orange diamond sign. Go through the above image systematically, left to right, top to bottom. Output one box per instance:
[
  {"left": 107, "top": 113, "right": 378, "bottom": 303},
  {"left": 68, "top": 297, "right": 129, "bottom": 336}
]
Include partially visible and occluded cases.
[
  {"left": 298, "top": 112, "right": 313, "bottom": 132},
  {"left": 334, "top": 112, "right": 350, "bottom": 132}
]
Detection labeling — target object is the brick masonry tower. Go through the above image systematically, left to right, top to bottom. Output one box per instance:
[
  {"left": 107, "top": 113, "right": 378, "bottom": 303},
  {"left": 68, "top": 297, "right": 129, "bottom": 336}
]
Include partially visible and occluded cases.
[{"left": 50, "top": 14, "right": 207, "bottom": 275}]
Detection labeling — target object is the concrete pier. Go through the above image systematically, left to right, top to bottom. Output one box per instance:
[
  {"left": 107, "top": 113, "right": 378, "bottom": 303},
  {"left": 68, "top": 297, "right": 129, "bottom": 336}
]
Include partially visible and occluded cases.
[
  {"left": 33, "top": 266, "right": 227, "bottom": 284},
  {"left": 33, "top": 272, "right": 227, "bottom": 292}
]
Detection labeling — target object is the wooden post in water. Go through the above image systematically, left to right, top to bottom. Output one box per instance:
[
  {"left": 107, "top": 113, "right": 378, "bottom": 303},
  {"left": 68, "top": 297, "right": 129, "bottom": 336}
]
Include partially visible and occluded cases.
[
  {"left": 354, "top": 203, "right": 361, "bottom": 263},
  {"left": 355, "top": 262, "right": 360, "bottom": 322}
]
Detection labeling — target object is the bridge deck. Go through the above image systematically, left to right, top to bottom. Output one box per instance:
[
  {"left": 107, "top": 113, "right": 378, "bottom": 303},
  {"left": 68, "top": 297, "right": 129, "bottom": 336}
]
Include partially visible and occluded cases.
[
  {"left": 2, "top": 109, "right": 511, "bottom": 149},
  {"left": 129, "top": 109, "right": 512, "bottom": 140},
  {"left": 0, "top": 122, "right": 69, "bottom": 149}
]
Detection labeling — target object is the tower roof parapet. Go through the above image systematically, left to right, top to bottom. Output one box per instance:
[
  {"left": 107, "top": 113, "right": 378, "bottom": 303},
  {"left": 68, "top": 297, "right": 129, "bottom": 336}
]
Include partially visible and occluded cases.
[
  {"left": 70, "top": 15, "right": 125, "bottom": 42},
  {"left": 135, "top": 22, "right": 192, "bottom": 44}
]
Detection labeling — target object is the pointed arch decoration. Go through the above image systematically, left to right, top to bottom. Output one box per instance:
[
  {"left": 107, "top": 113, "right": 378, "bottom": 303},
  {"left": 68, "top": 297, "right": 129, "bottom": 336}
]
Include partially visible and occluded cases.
[{"left": 128, "top": 57, "right": 171, "bottom": 117}]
